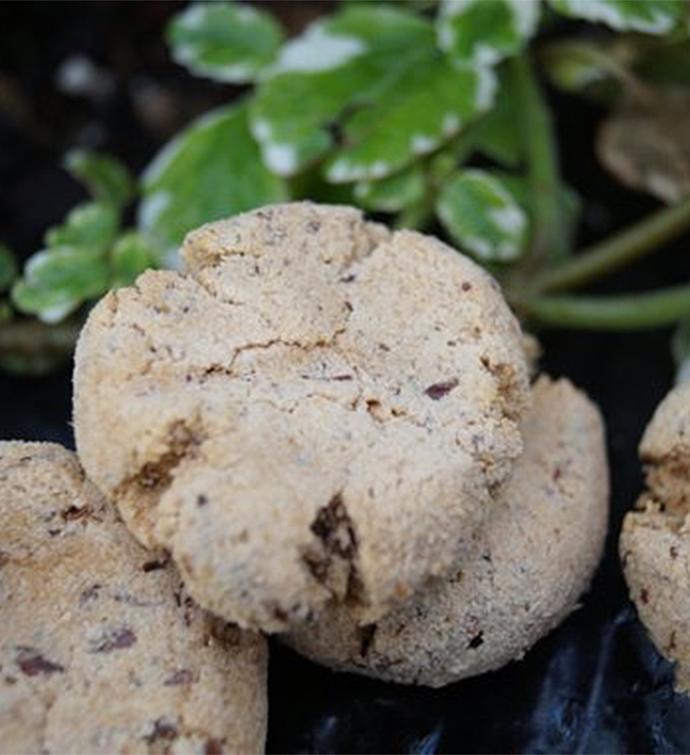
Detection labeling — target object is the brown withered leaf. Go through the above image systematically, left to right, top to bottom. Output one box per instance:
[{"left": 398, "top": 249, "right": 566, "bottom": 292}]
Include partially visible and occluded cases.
[{"left": 597, "top": 89, "right": 690, "bottom": 204}]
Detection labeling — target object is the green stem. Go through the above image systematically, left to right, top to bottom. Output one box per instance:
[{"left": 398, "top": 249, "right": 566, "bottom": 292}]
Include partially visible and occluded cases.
[
  {"left": 512, "top": 52, "right": 568, "bottom": 262},
  {"left": 529, "top": 197, "right": 690, "bottom": 294},
  {"left": 518, "top": 284, "right": 690, "bottom": 331}
]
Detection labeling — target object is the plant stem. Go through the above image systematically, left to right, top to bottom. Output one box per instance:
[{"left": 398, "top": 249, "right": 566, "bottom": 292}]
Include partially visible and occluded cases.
[
  {"left": 512, "top": 52, "right": 568, "bottom": 263},
  {"left": 529, "top": 197, "right": 690, "bottom": 293},
  {"left": 517, "top": 284, "right": 690, "bottom": 331}
]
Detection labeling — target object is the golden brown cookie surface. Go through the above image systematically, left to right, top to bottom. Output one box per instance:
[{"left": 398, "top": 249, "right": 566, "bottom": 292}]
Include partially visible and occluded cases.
[
  {"left": 74, "top": 202, "right": 530, "bottom": 632},
  {"left": 285, "top": 377, "right": 609, "bottom": 686},
  {"left": 621, "top": 382, "right": 690, "bottom": 694},
  {"left": 0, "top": 442, "right": 267, "bottom": 754}
]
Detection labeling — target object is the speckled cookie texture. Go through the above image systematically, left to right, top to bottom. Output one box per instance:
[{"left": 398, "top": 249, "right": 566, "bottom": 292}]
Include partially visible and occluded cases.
[
  {"left": 73, "top": 202, "right": 530, "bottom": 632},
  {"left": 285, "top": 376, "right": 609, "bottom": 687},
  {"left": 620, "top": 382, "right": 690, "bottom": 694},
  {"left": 0, "top": 442, "right": 267, "bottom": 754}
]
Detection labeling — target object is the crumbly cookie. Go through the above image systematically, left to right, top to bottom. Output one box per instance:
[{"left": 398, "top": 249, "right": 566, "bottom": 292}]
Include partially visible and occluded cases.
[
  {"left": 74, "top": 202, "right": 530, "bottom": 632},
  {"left": 285, "top": 376, "right": 609, "bottom": 687},
  {"left": 620, "top": 382, "right": 690, "bottom": 693},
  {"left": 0, "top": 442, "right": 267, "bottom": 754}
]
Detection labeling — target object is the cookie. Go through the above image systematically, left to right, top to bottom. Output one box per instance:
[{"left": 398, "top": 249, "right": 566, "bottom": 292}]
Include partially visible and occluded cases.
[
  {"left": 74, "top": 202, "right": 530, "bottom": 632},
  {"left": 284, "top": 376, "right": 609, "bottom": 687},
  {"left": 620, "top": 382, "right": 690, "bottom": 693},
  {"left": 0, "top": 442, "right": 267, "bottom": 753}
]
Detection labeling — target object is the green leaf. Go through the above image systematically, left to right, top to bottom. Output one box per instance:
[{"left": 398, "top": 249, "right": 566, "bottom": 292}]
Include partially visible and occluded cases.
[
  {"left": 437, "top": 0, "right": 540, "bottom": 67},
  {"left": 549, "top": 0, "right": 682, "bottom": 34},
  {"left": 167, "top": 1, "right": 283, "bottom": 83},
  {"left": 252, "top": 6, "right": 494, "bottom": 181},
  {"left": 539, "top": 37, "right": 690, "bottom": 100},
  {"left": 540, "top": 40, "right": 617, "bottom": 94},
  {"left": 325, "top": 58, "right": 494, "bottom": 183},
  {"left": 473, "top": 65, "right": 523, "bottom": 167},
  {"left": 598, "top": 90, "right": 690, "bottom": 205},
  {"left": 139, "top": 103, "right": 288, "bottom": 263},
  {"left": 64, "top": 149, "right": 134, "bottom": 209},
  {"left": 429, "top": 150, "right": 461, "bottom": 184},
  {"left": 354, "top": 165, "right": 426, "bottom": 213},
  {"left": 290, "top": 168, "right": 356, "bottom": 206},
  {"left": 436, "top": 169, "right": 528, "bottom": 262},
  {"left": 495, "top": 172, "right": 582, "bottom": 248},
  {"left": 45, "top": 202, "right": 118, "bottom": 255},
  {"left": 111, "top": 232, "right": 157, "bottom": 288},
  {"left": 0, "top": 244, "right": 19, "bottom": 292},
  {"left": 12, "top": 247, "right": 111, "bottom": 323},
  {"left": 0, "top": 300, "right": 11, "bottom": 325}
]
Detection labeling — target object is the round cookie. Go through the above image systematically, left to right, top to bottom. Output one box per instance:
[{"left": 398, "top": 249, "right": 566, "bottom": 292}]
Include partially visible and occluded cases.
[
  {"left": 74, "top": 202, "right": 530, "bottom": 632},
  {"left": 284, "top": 376, "right": 609, "bottom": 687},
  {"left": 620, "top": 382, "right": 690, "bottom": 694},
  {"left": 0, "top": 442, "right": 267, "bottom": 754}
]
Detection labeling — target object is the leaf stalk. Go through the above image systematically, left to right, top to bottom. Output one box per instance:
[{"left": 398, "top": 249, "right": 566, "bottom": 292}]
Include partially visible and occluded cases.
[
  {"left": 512, "top": 52, "right": 569, "bottom": 263},
  {"left": 530, "top": 196, "right": 690, "bottom": 294},
  {"left": 517, "top": 283, "right": 690, "bottom": 330}
]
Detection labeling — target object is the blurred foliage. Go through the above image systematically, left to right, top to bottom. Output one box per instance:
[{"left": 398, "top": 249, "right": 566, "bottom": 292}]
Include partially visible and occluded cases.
[
  {"left": 5, "top": 0, "right": 690, "bottom": 372},
  {"left": 139, "top": 104, "right": 287, "bottom": 263},
  {"left": 64, "top": 149, "right": 135, "bottom": 210},
  {"left": 437, "top": 169, "right": 527, "bottom": 262}
]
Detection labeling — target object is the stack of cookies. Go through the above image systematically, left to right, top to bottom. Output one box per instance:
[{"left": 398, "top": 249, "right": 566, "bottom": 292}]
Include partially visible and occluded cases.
[{"left": 1, "top": 203, "right": 609, "bottom": 753}]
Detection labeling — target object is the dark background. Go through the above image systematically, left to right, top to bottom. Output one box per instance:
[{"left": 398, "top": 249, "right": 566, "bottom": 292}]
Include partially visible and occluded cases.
[{"left": 2, "top": 3, "right": 690, "bottom": 752}]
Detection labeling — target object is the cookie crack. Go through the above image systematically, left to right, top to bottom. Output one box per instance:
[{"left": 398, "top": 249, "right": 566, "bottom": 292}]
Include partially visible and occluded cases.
[
  {"left": 183, "top": 268, "right": 248, "bottom": 308},
  {"left": 227, "top": 327, "right": 349, "bottom": 371}
]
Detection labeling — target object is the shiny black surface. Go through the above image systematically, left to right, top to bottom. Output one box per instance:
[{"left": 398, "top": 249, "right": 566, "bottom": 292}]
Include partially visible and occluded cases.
[{"left": 2, "top": 3, "right": 690, "bottom": 753}]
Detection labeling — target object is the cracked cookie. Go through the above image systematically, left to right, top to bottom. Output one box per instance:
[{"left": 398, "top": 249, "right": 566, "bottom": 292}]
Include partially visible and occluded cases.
[
  {"left": 73, "top": 201, "right": 530, "bottom": 632},
  {"left": 285, "top": 377, "right": 608, "bottom": 686},
  {"left": 620, "top": 382, "right": 690, "bottom": 694},
  {"left": 0, "top": 442, "right": 267, "bottom": 753}
]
